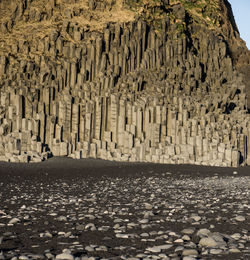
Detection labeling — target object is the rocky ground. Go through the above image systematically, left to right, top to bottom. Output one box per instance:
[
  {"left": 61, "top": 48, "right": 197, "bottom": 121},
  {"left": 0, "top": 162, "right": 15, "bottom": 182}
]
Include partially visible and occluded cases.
[{"left": 0, "top": 158, "right": 249, "bottom": 260}]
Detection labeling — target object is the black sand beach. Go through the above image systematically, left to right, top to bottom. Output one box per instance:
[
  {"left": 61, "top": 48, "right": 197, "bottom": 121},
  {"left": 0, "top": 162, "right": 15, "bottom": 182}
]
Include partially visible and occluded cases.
[
  {"left": 0, "top": 157, "right": 250, "bottom": 179},
  {"left": 0, "top": 158, "right": 249, "bottom": 259}
]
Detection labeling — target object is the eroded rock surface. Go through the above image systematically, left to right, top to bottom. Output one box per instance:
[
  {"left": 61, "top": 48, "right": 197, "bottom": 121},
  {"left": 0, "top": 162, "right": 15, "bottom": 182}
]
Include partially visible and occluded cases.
[{"left": 0, "top": 0, "right": 250, "bottom": 165}]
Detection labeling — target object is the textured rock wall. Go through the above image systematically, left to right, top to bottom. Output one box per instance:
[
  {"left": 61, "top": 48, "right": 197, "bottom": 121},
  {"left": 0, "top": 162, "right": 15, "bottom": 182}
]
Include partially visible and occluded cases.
[{"left": 0, "top": 1, "right": 249, "bottom": 166}]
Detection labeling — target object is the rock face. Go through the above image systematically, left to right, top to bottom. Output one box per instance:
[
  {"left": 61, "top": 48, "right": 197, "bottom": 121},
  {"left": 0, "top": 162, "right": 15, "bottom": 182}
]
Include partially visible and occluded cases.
[{"left": 0, "top": 0, "right": 249, "bottom": 165}]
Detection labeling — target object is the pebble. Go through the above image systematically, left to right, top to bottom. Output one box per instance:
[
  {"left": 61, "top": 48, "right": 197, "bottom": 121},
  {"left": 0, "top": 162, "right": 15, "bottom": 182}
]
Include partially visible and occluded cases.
[
  {"left": 0, "top": 172, "right": 249, "bottom": 260},
  {"left": 144, "top": 203, "right": 153, "bottom": 210},
  {"left": 191, "top": 215, "right": 201, "bottom": 222},
  {"left": 235, "top": 215, "right": 246, "bottom": 222},
  {"left": 8, "top": 218, "right": 20, "bottom": 225},
  {"left": 139, "top": 219, "right": 149, "bottom": 224},
  {"left": 85, "top": 223, "right": 97, "bottom": 231},
  {"left": 181, "top": 228, "right": 195, "bottom": 235},
  {"left": 197, "top": 228, "right": 211, "bottom": 238},
  {"left": 182, "top": 235, "right": 191, "bottom": 241},
  {"left": 199, "top": 237, "right": 218, "bottom": 248},
  {"left": 174, "top": 238, "right": 184, "bottom": 243},
  {"left": 85, "top": 246, "right": 95, "bottom": 252},
  {"left": 175, "top": 246, "right": 184, "bottom": 252},
  {"left": 229, "top": 248, "right": 241, "bottom": 253},
  {"left": 182, "top": 249, "right": 198, "bottom": 256},
  {"left": 210, "top": 249, "right": 223, "bottom": 254},
  {"left": 55, "top": 253, "right": 74, "bottom": 260},
  {"left": 19, "top": 256, "right": 29, "bottom": 260},
  {"left": 182, "top": 257, "right": 196, "bottom": 260}
]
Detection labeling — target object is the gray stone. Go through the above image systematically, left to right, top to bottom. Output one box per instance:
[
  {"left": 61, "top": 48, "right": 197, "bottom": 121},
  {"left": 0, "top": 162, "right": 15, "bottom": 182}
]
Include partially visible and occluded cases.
[
  {"left": 235, "top": 215, "right": 246, "bottom": 222},
  {"left": 8, "top": 218, "right": 20, "bottom": 224},
  {"left": 181, "top": 228, "right": 195, "bottom": 235},
  {"left": 197, "top": 229, "right": 211, "bottom": 238},
  {"left": 199, "top": 237, "right": 218, "bottom": 248},
  {"left": 146, "top": 244, "right": 173, "bottom": 253},
  {"left": 210, "top": 248, "right": 223, "bottom": 254},
  {"left": 182, "top": 249, "right": 198, "bottom": 256},
  {"left": 55, "top": 253, "right": 74, "bottom": 260}
]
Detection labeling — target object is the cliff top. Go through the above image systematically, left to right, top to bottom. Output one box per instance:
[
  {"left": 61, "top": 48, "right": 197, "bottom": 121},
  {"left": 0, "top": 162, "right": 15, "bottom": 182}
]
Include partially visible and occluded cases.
[
  {"left": 0, "top": 0, "right": 243, "bottom": 39},
  {"left": 0, "top": 0, "right": 249, "bottom": 58}
]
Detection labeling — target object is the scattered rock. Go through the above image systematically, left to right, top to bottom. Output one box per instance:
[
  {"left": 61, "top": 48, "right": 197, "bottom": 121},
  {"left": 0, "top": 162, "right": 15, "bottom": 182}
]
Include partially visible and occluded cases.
[
  {"left": 0, "top": 168, "right": 249, "bottom": 259},
  {"left": 235, "top": 216, "right": 246, "bottom": 222},
  {"left": 8, "top": 218, "right": 20, "bottom": 225},
  {"left": 199, "top": 237, "right": 219, "bottom": 248},
  {"left": 56, "top": 253, "right": 74, "bottom": 260}
]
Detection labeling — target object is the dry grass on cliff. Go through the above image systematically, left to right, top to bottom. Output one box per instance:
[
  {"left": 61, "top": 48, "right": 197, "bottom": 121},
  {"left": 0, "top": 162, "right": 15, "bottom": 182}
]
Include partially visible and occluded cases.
[
  {"left": 0, "top": 0, "right": 137, "bottom": 49},
  {"left": 68, "top": 0, "right": 135, "bottom": 31}
]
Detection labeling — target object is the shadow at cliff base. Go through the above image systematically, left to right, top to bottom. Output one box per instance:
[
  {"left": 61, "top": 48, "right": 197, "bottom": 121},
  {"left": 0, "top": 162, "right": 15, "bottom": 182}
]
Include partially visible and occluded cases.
[{"left": 0, "top": 157, "right": 249, "bottom": 181}]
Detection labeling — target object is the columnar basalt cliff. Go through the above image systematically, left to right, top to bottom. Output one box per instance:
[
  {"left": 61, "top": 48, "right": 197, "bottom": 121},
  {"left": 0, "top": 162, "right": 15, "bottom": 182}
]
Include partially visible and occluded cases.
[{"left": 0, "top": 0, "right": 249, "bottom": 166}]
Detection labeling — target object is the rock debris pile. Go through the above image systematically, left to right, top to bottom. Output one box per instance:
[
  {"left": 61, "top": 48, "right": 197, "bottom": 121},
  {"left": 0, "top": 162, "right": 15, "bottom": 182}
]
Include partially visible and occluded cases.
[{"left": 0, "top": 168, "right": 249, "bottom": 259}]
